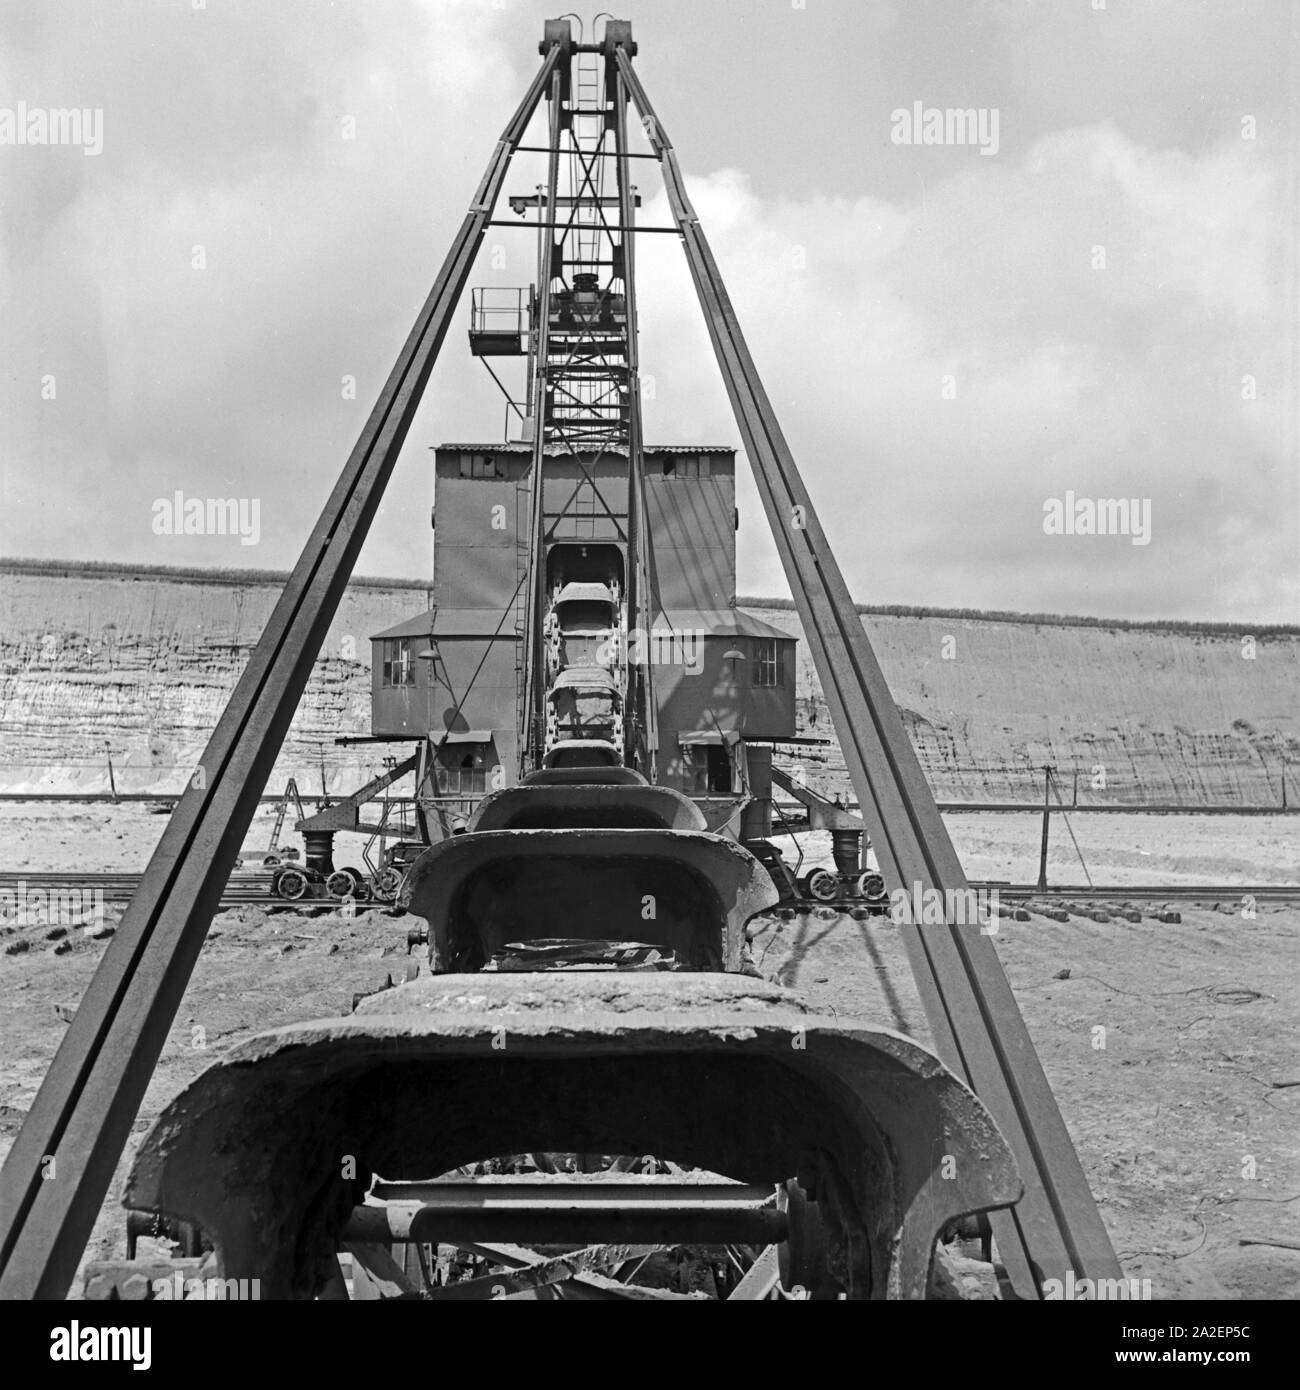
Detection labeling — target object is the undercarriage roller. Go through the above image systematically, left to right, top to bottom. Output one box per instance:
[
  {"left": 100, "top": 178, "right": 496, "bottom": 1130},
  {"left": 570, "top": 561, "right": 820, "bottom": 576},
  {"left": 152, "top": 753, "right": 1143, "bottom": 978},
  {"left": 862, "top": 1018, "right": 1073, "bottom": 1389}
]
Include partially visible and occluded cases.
[
  {"left": 273, "top": 867, "right": 311, "bottom": 901},
  {"left": 326, "top": 868, "right": 369, "bottom": 902},
  {"left": 801, "top": 868, "right": 840, "bottom": 903}
]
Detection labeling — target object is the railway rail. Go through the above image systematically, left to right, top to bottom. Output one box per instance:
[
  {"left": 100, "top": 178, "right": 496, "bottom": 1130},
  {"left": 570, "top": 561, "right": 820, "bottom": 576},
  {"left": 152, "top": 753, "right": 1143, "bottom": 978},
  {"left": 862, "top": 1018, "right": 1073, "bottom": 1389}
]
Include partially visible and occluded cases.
[
  {"left": 4, "top": 870, "right": 1294, "bottom": 909},
  {"left": 0, "top": 872, "right": 277, "bottom": 909},
  {"left": 992, "top": 884, "right": 1299, "bottom": 903}
]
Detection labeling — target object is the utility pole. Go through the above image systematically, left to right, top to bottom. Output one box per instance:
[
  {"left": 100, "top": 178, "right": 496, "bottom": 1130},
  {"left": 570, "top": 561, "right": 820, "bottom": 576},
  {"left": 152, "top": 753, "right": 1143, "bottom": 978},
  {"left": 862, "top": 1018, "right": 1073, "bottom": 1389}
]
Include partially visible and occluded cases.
[{"left": 1036, "top": 764, "right": 1053, "bottom": 892}]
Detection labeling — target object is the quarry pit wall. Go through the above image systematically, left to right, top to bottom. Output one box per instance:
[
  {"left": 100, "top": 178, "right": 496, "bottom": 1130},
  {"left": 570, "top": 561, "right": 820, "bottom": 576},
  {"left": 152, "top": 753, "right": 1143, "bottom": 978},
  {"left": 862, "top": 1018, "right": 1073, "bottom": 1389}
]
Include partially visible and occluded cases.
[{"left": 2, "top": 559, "right": 1295, "bottom": 807}]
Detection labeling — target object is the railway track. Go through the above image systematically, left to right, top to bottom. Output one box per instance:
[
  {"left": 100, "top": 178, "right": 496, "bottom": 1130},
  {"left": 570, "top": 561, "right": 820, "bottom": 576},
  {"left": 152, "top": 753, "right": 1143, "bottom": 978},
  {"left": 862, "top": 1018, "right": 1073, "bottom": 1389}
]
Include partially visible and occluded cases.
[
  {"left": 0, "top": 867, "right": 315, "bottom": 911},
  {"left": 3, "top": 870, "right": 1296, "bottom": 909},
  {"left": 0, "top": 871, "right": 276, "bottom": 909},
  {"left": 992, "top": 883, "right": 1300, "bottom": 904}
]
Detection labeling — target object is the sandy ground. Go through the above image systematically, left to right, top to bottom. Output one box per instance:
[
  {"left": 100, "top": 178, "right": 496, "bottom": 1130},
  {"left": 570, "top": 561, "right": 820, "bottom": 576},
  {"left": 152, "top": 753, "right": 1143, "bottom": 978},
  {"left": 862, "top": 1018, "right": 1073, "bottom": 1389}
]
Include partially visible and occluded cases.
[{"left": 0, "top": 802, "right": 1296, "bottom": 1300}]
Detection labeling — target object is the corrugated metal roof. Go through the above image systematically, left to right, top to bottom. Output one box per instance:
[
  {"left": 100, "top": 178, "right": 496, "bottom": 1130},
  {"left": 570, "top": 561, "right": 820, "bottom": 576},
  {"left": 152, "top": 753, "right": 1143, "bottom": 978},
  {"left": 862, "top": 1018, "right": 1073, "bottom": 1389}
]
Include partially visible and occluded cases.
[
  {"left": 435, "top": 443, "right": 736, "bottom": 455},
  {"left": 647, "top": 445, "right": 736, "bottom": 454},
  {"left": 374, "top": 607, "right": 793, "bottom": 642},
  {"left": 372, "top": 608, "right": 523, "bottom": 639},
  {"left": 649, "top": 609, "right": 795, "bottom": 641},
  {"left": 370, "top": 610, "right": 435, "bottom": 640}
]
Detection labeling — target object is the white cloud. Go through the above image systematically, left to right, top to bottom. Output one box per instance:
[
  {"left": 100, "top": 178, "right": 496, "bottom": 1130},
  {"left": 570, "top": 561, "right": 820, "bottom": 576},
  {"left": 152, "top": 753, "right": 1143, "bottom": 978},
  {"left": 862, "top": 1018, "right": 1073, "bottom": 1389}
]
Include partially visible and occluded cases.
[
  {"left": 0, "top": 6, "right": 1293, "bottom": 622},
  {"left": 633, "top": 123, "right": 1296, "bottom": 620}
]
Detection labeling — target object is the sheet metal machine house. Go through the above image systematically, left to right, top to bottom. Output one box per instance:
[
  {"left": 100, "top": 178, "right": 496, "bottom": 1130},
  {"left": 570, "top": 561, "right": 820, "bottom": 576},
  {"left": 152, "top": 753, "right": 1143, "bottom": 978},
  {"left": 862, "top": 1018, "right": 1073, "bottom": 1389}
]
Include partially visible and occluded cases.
[{"left": 369, "top": 442, "right": 798, "bottom": 804}]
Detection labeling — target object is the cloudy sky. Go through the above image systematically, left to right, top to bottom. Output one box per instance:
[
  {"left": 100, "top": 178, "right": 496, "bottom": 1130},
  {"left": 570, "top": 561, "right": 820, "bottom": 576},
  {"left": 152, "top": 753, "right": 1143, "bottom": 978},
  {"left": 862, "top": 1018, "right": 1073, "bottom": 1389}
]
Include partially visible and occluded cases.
[{"left": 2, "top": 0, "right": 1296, "bottom": 621}]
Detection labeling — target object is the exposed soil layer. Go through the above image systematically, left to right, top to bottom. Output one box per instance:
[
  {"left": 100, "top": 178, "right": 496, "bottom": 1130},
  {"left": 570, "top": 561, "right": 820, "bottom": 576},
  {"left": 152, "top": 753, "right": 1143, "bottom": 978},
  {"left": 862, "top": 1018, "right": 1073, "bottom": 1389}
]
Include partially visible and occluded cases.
[{"left": 4, "top": 562, "right": 1296, "bottom": 804}]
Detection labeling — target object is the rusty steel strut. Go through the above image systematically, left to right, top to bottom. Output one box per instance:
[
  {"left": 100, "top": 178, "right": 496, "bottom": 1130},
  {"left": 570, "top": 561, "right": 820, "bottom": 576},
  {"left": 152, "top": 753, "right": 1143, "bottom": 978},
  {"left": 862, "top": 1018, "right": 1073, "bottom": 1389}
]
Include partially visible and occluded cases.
[
  {"left": 0, "top": 39, "right": 565, "bottom": 1301},
  {"left": 611, "top": 42, "right": 1121, "bottom": 1298}
]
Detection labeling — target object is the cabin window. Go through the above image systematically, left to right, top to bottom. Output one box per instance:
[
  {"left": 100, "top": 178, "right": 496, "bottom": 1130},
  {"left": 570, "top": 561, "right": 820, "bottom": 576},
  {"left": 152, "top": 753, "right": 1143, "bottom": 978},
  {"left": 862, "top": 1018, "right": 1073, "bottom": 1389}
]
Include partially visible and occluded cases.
[
  {"left": 460, "top": 452, "right": 503, "bottom": 479},
  {"left": 661, "top": 455, "right": 709, "bottom": 479},
  {"left": 381, "top": 638, "right": 415, "bottom": 687},
  {"left": 752, "top": 638, "right": 784, "bottom": 688},
  {"left": 682, "top": 742, "right": 732, "bottom": 795},
  {"left": 704, "top": 744, "right": 731, "bottom": 793},
  {"left": 436, "top": 745, "right": 489, "bottom": 795}
]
